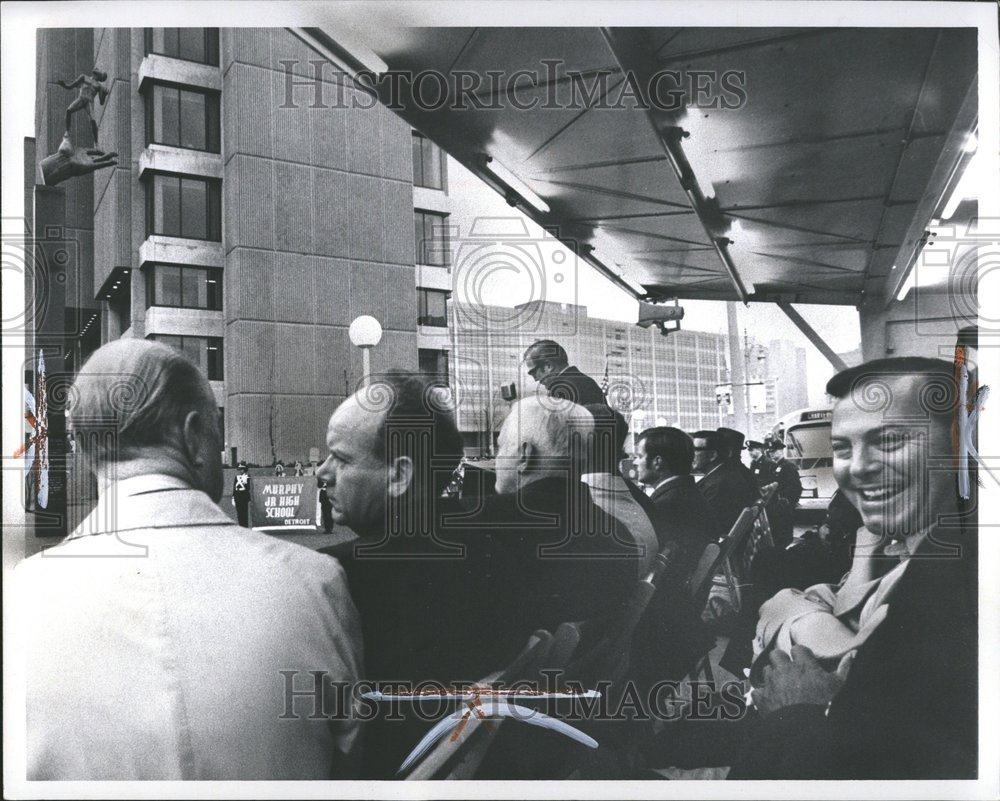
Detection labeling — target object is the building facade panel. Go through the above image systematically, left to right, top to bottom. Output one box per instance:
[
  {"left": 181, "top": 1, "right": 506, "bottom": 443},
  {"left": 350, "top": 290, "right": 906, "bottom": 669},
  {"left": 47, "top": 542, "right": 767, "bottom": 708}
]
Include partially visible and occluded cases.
[
  {"left": 221, "top": 28, "right": 270, "bottom": 74},
  {"left": 222, "top": 62, "right": 274, "bottom": 160},
  {"left": 271, "top": 68, "right": 314, "bottom": 164},
  {"left": 344, "top": 100, "right": 384, "bottom": 178},
  {"left": 309, "top": 102, "right": 348, "bottom": 171},
  {"left": 381, "top": 103, "right": 416, "bottom": 184},
  {"left": 223, "top": 154, "right": 274, "bottom": 250},
  {"left": 274, "top": 161, "right": 315, "bottom": 253},
  {"left": 312, "top": 168, "right": 353, "bottom": 257},
  {"left": 93, "top": 169, "right": 132, "bottom": 291},
  {"left": 346, "top": 173, "right": 384, "bottom": 262},
  {"left": 384, "top": 179, "right": 417, "bottom": 266},
  {"left": 224, "top": 246, "right": 275, "bottom": 322},
  {"left": 273, "top": 251, "right": 316, "bottom": 322},
  {"left": 311, "top": 256, "right": 354, "bottom": 327},
  {"left": 347, "top": 259, "right": 388, "bottom": 322},
  {"left": 385, "top": 265, "right": 420, "bottom": 331},
  {"left": 225, "top": 319, "right": 274, "bottom": 395},
  {"left": 272, "top": 324, "right": 321, "bottom": 395},
  {"left": 314, "top": 326, "right": 353, "bottom": 397}
]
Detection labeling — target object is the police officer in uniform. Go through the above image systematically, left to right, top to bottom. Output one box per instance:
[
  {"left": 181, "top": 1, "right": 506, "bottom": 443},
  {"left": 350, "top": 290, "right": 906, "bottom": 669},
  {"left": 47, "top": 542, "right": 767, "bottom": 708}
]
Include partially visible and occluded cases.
[
  {"left": 765, "top": 436, "right": 802, "bottom": 549},
  {"left": 747, "top": 440, "right": 775, "bottom": 488},
  {"left": 232, "top": 461, "right": 252, "bottom": 528}
]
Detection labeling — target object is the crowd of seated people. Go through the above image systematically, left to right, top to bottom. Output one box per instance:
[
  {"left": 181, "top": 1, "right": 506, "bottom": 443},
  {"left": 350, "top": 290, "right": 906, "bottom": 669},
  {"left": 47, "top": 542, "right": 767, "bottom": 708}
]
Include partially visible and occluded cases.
[{"left": 19, "top": 338, "right": 977, "bottom": 782}]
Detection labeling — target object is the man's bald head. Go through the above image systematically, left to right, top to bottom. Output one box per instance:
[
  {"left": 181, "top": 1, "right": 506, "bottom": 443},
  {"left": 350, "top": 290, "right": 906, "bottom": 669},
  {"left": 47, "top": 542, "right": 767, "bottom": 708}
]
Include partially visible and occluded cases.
[
  {"left": 68, "top": 339, "right": 223, "bottom": 499},
  {"left": 317, "top": 370, "right": 463, "bottom": 534},
  {"left": 494, "top": 396, "right": 593, "bottom": 494}
]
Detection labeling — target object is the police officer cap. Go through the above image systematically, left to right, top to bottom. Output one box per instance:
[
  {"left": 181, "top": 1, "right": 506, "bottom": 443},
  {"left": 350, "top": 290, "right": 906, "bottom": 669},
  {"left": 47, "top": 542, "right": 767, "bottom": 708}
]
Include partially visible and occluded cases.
[
  {"left": 765, "top": 437, "right": 784, "bottom": 452},
  {"left": 746, "top": 440, "right": 766, "bottom": 450},
  {"left": 238, "top": 460, "right": 248, "bottom": 468}
]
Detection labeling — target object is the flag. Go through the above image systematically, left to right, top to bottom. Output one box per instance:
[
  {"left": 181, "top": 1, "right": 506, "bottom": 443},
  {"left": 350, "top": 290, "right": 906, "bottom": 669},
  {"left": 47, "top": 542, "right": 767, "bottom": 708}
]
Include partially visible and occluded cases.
[{"left": 35, "top": 352, "right": 49, "bottom": 509}]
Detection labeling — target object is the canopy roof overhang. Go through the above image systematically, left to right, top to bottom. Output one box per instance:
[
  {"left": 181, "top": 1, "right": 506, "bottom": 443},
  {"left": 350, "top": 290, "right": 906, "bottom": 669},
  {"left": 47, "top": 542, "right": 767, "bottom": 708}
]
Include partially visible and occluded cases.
[{"left": 295, "top": 25, "right": 977, "bottom": 307}]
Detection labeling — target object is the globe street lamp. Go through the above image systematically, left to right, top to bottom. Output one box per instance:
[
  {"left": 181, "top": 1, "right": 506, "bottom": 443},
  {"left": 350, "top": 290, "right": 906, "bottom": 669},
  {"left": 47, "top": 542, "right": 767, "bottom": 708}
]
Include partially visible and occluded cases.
[{"left": 348, "top": 315, "right": 382, "bottom": 385}]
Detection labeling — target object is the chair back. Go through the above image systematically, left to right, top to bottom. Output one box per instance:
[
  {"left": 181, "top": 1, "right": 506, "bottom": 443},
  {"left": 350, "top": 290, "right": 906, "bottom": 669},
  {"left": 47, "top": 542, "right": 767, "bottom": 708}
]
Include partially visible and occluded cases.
[
  {"left": 760, "top": 481, "right": 778, "bottom": 504},
  {"left": 568, "top": 541, "right": 679, "bottom": 686},
  {"left": 687, "top": 542, "right": 721, "bottom": 610},
  {"left": 404, "top": 625, "right": 582, "bottom": 780}
]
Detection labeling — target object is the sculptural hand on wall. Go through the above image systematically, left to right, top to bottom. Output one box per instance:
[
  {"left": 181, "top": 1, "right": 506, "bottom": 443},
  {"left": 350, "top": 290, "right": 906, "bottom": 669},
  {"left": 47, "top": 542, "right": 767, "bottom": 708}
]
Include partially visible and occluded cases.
[{"left": 39, "top": 131, "right": 117, "bottom": 187}]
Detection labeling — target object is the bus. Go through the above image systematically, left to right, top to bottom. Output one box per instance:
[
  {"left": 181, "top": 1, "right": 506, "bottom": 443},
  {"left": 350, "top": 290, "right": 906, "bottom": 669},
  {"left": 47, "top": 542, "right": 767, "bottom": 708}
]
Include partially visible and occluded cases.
[{"left": 773, "top": 407, "right": 837, "bottom": 511}]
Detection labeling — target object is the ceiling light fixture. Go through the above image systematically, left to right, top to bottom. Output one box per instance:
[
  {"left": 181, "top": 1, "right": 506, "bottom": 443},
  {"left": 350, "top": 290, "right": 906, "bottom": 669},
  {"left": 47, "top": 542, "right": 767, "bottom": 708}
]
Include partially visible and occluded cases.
[{"left": 481, "top": 155, "right": 550, "bottom": 214}]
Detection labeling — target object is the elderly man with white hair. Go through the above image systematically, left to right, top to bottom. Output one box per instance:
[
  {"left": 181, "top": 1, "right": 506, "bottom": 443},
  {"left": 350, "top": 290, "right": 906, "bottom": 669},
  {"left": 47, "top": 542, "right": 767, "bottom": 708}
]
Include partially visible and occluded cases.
[
  {"left": 16, "top": 340, "right": 362, "bottom": 780},
  {"left": 466, "top": 395, "right": 644, "bottom": 646}
]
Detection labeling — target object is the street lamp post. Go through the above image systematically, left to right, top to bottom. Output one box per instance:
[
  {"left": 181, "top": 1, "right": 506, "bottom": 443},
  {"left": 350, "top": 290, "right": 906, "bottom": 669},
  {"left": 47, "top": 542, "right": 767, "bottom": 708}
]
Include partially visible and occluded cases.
[{"left": 348, "top": 315, "right": 383, "bottom": 385}]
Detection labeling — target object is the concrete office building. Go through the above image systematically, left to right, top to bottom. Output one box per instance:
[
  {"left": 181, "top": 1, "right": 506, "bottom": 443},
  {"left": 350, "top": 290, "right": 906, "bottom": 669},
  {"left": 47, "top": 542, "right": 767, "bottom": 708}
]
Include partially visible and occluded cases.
[
  {"left": 30, "top": 27, "right": 438, "bottom": 467},
  {"left": 448, "top": 300, "right": 729, "bottom": 453},
  {"left": 712, "top": 334, "right": 808, "bottom": 439},
  {"left": 764, "top": 339, "right": 810, "bottom": 419}
]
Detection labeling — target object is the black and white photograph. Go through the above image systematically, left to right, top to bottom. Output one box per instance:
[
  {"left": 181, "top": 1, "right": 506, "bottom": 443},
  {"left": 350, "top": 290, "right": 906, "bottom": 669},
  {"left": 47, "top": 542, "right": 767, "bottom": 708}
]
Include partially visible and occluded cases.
[{"left": 2, "top": 1, "right": 998, "bottom": 797}]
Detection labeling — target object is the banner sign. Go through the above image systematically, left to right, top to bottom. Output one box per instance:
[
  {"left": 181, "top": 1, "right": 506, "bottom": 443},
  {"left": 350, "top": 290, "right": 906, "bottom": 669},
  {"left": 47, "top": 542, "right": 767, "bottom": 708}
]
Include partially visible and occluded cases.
[{"left": 249, "top": 477, "right": 318, "bottom": 529}]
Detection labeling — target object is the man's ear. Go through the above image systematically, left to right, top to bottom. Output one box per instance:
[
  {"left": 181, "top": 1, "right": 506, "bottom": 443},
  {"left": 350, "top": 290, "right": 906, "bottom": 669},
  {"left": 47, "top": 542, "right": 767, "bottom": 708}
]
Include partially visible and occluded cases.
[
  {"left": 181, "top": 410, "right": 207, "bottom": 467},
  {"left": 517, "top": 440, "right": 539, "bottom": 475},
  {"left": 387, "top": 455, "right": 414, "bottom": 499}
]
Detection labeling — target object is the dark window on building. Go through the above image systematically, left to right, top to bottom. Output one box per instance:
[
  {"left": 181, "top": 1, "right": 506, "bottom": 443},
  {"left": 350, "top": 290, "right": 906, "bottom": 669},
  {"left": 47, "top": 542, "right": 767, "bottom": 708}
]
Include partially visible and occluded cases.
[
  {"left": 144, "top": 28, "right": 219, "bottom": 66},
  {"left": 145, "top": 84, "right": 220, "bottom": 153},
  {"left": 412, "top": 132, "right": 447, "bottom": 191},
  {"left": 146, "top": 174, "right": 221, "bottom": 240},
  {"left": 414, "top": 210, "right": 449, "bottom": 267},
  {"left": 146, "top": 264, "right": 222, "bottom": 310},
  {"left": 109, "top": 274, "right": 132, "bottom": 332},
  {"left": 417, "top": 289, "right": 448, "bottom": 327},
  {"left": 149, "top": 334, "right": 224, "bottom": 380},
  {"left": 419, "top": 348, "right": 449, "bottom": 387}
]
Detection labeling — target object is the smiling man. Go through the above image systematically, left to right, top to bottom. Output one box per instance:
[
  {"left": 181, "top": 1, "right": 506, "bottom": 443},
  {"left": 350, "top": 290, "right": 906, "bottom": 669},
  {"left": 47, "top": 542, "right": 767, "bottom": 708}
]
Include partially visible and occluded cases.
[{"left": 731, "top": 357, "right": 977, "bottom": 780}]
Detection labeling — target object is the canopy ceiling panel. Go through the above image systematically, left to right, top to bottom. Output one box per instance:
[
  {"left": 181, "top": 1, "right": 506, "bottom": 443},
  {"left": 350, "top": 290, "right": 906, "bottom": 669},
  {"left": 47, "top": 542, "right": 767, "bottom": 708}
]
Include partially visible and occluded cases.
[{"left": 303, "top": 23, "right": 978, "bottom": 305}]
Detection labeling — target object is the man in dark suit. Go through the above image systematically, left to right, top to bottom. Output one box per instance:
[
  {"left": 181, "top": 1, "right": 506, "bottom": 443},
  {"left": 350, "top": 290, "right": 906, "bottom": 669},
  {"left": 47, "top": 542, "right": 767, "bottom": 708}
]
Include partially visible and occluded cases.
[
  {"left": 523, "top": 339, "right": 607, "bottom": 407},
  {"left": 729, "top": 358, "right": 977, "bottom": 779},
  {"left": 317, "top": 372, "right": 476, "bottom": 686},
  {"left": 319, "top": 381, "right": 640, "bottom": 776},
  {"left": 471, "top": 395, "right": 643, "bottom": 636},
  {"left": 630, "top": 426, "right": 719, "bottom": 686},
  {"left": 633, "top": 426, "right": 716, "bottom": 576},
  {"left": 717, "top": 427, "right": 757, "bottom": 488},
  {"left": 692, "top": 429, "right": 760, "bottom": 540}
]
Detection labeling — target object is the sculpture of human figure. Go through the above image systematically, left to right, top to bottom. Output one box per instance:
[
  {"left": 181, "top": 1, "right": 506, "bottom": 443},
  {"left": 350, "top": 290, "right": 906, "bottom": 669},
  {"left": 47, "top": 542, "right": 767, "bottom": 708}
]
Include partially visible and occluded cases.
[{"left": 56, "top": 69, "right": 109, "bottom": 146}]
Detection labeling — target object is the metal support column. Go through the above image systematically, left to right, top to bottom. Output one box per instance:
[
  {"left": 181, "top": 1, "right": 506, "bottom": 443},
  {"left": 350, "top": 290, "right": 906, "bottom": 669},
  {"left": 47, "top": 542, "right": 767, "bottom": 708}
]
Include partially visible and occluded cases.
[{"left": 776, "top": 301, "right": 849, "bottom": 373}]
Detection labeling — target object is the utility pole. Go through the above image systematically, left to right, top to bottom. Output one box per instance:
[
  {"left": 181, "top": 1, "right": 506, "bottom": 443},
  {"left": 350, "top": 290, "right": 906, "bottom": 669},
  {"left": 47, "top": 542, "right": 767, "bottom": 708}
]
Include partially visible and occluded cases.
[
  {"left": 726, "top": 302, "right": 748, "bottom": 435},
  {"left": 743, "top": 327, "right": 754, "bottom": 439}
]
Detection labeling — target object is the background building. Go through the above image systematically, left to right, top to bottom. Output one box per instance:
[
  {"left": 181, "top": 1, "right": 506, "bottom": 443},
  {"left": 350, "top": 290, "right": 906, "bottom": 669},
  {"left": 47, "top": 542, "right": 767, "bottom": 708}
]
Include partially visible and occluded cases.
[
  {"left": 30, "top": 27, "right": 422, "bottom": 468},
  {"left": 448, "top": 299, "right": 728, "bottom": 453},
  {"left": 715, "top": 335, "right": 808, "bottom": 438},
  {"left": 765, "top": 339, "right": 810, "bottom": 418}
]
